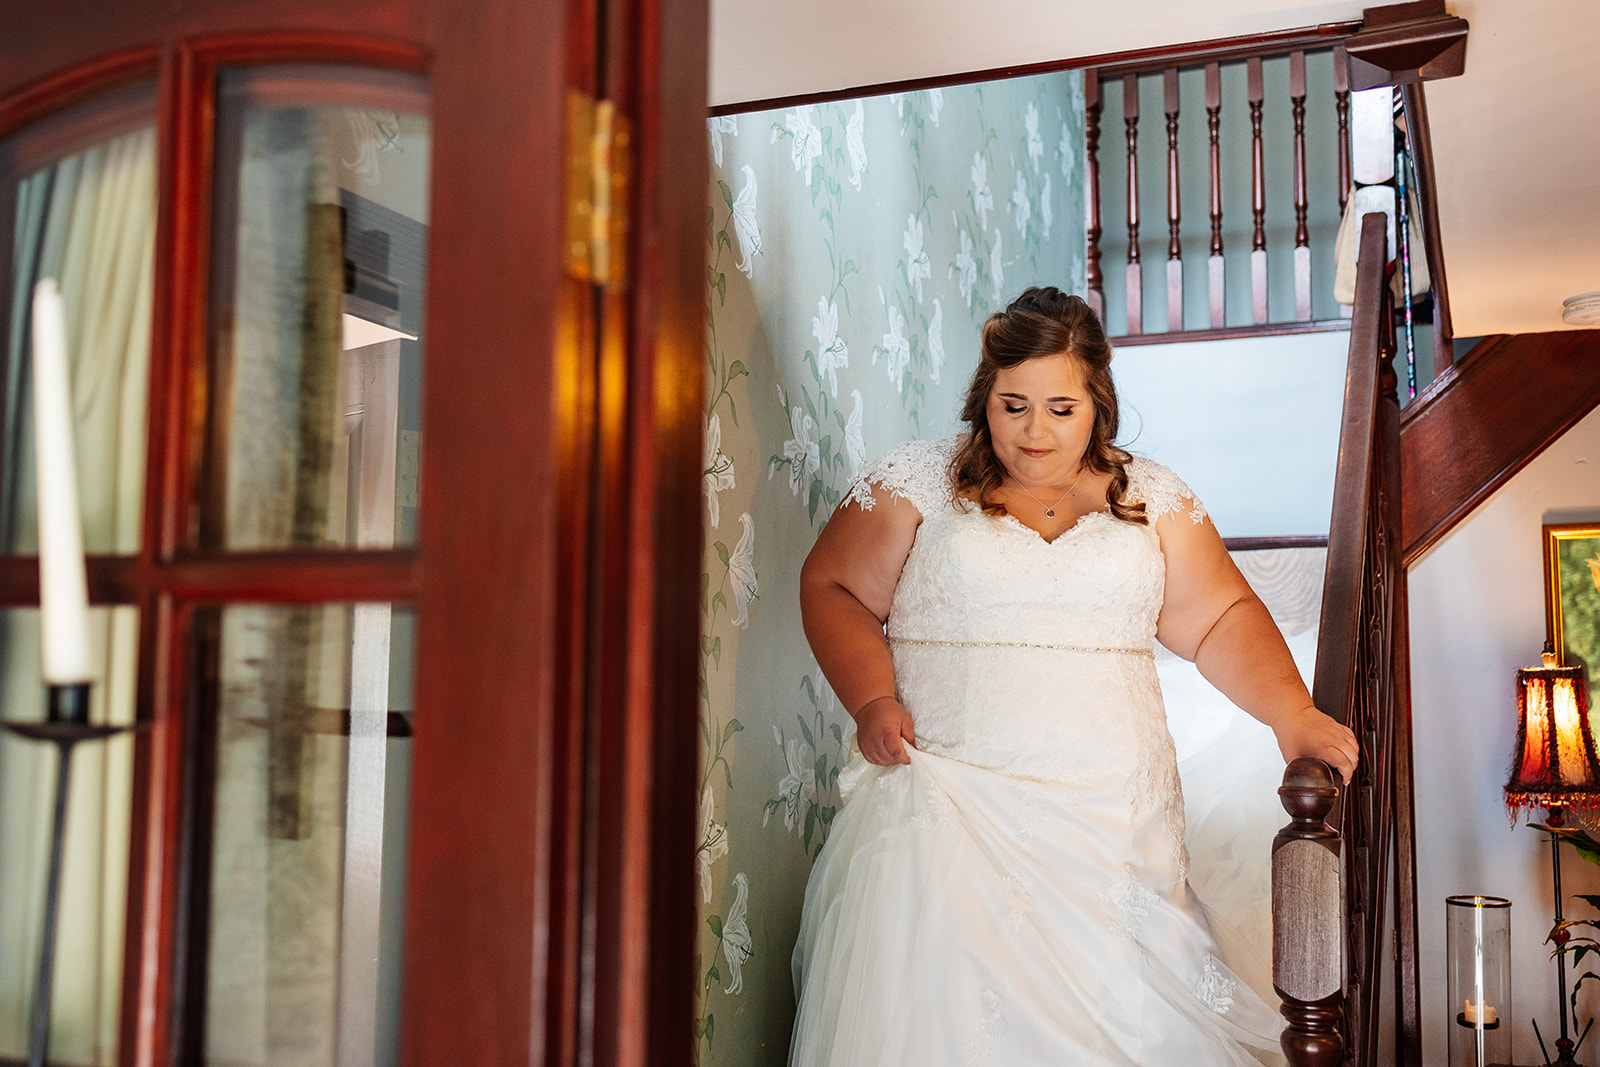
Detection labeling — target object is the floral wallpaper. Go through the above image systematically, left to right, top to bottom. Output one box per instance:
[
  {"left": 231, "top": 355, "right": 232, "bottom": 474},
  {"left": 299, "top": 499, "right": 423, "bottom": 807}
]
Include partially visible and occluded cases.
[{"left": 696, "top": 73, "right": 1086, "bottom": 1066}]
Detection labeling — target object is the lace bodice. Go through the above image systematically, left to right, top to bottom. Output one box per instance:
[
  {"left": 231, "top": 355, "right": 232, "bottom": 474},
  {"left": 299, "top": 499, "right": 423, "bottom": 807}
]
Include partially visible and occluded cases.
[{"left": 847, "top": 437, "right": 1207, "bottom": 800}]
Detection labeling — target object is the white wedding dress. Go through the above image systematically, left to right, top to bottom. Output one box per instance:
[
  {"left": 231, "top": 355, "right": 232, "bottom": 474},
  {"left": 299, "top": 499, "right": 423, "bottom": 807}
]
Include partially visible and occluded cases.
[{"left": 789, "top": 438, "right": 1284, "bottom": 1066}]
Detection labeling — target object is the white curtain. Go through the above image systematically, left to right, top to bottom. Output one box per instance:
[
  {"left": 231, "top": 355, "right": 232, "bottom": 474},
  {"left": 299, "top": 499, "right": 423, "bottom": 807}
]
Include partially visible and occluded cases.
[{"left": 0, "top": 124, "right": 154, "bottom": 1067}]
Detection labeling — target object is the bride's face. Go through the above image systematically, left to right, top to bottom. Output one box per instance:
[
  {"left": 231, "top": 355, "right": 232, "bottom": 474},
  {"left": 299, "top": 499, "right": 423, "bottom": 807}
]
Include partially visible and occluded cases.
[{"left": 985, "top": 352, "right": 1096, "bottom": 490}]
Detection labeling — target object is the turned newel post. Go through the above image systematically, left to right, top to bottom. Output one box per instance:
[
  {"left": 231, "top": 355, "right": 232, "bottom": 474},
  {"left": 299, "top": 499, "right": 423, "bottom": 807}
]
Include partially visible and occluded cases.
[{"left": 1274, "top": 757, "right": 1345, "bottom": 1067}]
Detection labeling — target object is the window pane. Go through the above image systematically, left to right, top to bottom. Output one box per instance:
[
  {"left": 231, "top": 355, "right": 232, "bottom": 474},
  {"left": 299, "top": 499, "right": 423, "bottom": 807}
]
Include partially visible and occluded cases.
[
  {"left": 206, "top": 68, "right": 428, "bottom": 551},
  {"left": 0, "top": 83, "right": 157, "bottom": 555},
  {"left": 202, "top": 602, "right": 415, "bottom": 1066},
  {"left": 0, "top": 606, "right": 140, "bottom": 1067}
]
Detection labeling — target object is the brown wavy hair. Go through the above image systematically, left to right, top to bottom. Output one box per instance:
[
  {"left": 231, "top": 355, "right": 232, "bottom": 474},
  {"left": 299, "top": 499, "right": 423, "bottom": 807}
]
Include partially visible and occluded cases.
[{"left": 949, "top": 286, "right": 1146, "bottom": 524}]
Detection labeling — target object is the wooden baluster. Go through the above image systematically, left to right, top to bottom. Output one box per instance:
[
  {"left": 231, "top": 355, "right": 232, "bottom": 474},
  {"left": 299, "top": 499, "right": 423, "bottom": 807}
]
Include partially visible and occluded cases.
[
  {"left": 1335, "top": 46, "right": 1351, "bottom": 215},
  {"left": 1335, "top": 48, "right": 1354, "bottom": 321},
  {"left": 1291, "top": 51, "right": 1311, "bottom": 321},
  {"left": 1248, "top": 57, "right": 1267, "bottom": 324},
  {"left": 1205, "top": 61, "right": 1224, "bottom": 329},
  {"left": 1164, "top": 67, "right": 1182, "bottom": 332},
  {"left": 1085, "top": 70, "right": 1104, "bottom": 318},
  {"left": 1124, "top": 73, "right": 1142, "bottom": 334},
  {"left": 1274, "top": 757, "right": 1345, "bottom": 1067}
]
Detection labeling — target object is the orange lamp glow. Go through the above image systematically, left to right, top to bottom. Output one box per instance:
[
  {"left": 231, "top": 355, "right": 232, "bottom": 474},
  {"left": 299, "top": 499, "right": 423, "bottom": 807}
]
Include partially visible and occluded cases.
[{"left": 1505, "top": 648, "right": 1600, "bottom": 819}]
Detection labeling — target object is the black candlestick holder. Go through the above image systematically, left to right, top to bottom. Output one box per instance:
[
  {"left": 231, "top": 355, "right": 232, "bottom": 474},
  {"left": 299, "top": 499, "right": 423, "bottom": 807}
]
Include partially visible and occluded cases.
[{"left": 0, "top": 682, "right": 139, "bottom": 1067}]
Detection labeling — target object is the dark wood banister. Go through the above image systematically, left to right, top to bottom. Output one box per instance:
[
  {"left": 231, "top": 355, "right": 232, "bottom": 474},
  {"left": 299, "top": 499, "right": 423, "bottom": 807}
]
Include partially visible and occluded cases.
[{"left": 1276, "top": 212, "right": 1421, "bottom": 1066}]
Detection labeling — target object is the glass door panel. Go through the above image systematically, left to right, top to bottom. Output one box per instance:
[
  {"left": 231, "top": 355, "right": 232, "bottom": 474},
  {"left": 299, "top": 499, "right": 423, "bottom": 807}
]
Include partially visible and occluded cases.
[
  {"left": 205, "top": 68, "right": 429, "bottom": 552},
  {"left": 0, "top": 82, "right": 157, "bottom": 555},
  {"left": 200, "top": 601, "right": 415, "bottom": 1067},
  {"left": 0, "top": 606, "right": 140, "bottom": 1067}
]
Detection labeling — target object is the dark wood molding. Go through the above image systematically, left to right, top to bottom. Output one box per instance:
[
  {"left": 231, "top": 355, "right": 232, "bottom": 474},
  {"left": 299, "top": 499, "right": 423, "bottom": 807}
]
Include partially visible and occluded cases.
[
  {"left": 1345, "top": 0, "right": 1469, "bottom": 91},
  {"left": 705, "top": 20, "right": 1361, "bottom": 116},
  {"left": 0, "top": 46, "right": 158, "bottom": 141},
  {"left": 1111, "top": 318, "right": 1349, "bottom": 347},
  {"left": 1401, "top": 330, "right": 1600, "bottom": 564},
  {"left": 1224, "top": 535, "right": 1330, "bottom": 551},
  {"left": 0, "top": 549, "right": 419, "bottom": 606},
  {"left": 1389, "top": 574, "right": 1423, "bottom": 1064}
]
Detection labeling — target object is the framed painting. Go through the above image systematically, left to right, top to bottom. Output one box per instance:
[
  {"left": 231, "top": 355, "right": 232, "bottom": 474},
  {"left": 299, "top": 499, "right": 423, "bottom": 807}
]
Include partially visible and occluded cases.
[{"left": 1544, "top": 522, "right": 1600, "bottom": 707}]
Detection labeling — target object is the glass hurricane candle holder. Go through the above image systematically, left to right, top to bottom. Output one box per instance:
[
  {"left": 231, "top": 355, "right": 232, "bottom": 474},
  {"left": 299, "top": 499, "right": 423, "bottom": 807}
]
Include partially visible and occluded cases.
[{"left": 1447, "top": 895, "right": 1512, "bottom": 1067}]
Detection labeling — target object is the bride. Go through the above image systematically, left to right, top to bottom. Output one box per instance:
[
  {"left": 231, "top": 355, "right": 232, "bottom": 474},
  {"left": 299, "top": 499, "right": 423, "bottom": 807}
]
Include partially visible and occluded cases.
[{"left": 790, "top": 287, "right": 1357, "bottom": 1066}]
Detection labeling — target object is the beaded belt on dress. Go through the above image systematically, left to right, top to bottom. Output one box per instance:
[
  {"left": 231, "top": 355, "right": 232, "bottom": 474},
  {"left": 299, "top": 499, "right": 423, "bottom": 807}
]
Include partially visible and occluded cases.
[{"left": 887, "top": 636, "right": 1153, "bottom": 658}]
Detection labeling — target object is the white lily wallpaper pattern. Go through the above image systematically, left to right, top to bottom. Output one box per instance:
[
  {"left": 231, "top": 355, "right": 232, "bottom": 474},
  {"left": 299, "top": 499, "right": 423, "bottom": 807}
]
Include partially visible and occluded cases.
[{"left": 697, "top": 73, "right": 1086, "bottom": 1065}]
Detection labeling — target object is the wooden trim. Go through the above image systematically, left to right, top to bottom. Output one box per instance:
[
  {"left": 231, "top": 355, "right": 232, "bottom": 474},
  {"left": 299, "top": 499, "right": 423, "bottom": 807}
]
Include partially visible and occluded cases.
[
  {"left": 705, "top": 20, "right": 1361, "bottom": 116},
  {"left": 1089, "top": 22, "right": 1359, "bottom": 79},
  {"left": 184, "top": 32, "right": 429, "bottom": 72},
  {"left": 0, "top": 47, "right": 159, "bottom": 141},
  {"left": 1398, "top": 82, "right": 1452, "bottom": 376},
  {"left": 1111, "top": 318, "right": 1349, "bottom": 347},
  {"left": 1400, "top": 330, "right": 1600, "bottom": 564},
  {"left": 1224, "top": 536, "right": 1329, "bottom": 551},
  {"left": 0, "top": 550, "right": 418, "bottom": 606},
  {"left": 1389, "top": 574, "right": 1423, "bottom": 1064},
  {"left": 122, "top": 591, "right": 186, "bottom": 1067}
]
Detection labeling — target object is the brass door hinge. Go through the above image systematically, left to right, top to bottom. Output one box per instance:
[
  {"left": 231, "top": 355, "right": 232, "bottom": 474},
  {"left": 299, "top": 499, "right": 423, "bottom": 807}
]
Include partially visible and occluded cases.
[{"left": 566, "top": 91, "right": 630, "bottom": 289}]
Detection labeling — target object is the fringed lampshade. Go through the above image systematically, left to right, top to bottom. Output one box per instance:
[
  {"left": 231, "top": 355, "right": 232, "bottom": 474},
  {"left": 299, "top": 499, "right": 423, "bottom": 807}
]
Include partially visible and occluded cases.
[{"left": 1505, "top": 646, "right": 1600, "bottom": 819}]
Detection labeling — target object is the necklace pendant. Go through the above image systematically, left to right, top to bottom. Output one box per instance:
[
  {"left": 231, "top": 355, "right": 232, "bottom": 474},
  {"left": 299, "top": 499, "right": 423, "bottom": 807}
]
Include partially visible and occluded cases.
[{"left": 1045, "top": 509, "right": 1055, "bottom": 518}]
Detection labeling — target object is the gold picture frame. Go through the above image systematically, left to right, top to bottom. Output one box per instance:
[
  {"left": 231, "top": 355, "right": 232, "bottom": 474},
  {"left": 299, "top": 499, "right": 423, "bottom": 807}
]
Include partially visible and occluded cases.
[{"left": 1544, "top": 522, "right": 1600, "bottom": 706}]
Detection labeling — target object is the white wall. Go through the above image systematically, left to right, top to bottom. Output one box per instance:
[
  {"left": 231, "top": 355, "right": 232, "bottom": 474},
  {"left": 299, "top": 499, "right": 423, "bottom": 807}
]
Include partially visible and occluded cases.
[
  {"left": 1113, "top": 330, "right": 1349, "bottom": 538},
  {"left": 1410, "top": 402, "right": 1600, "bottom": 1064}
]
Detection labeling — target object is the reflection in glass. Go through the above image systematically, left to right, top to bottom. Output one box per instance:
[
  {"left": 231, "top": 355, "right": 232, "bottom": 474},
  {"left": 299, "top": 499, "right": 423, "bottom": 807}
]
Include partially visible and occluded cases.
[
  {"left": 207, "top": 68, "right": 429, "bottom": 551},
  {"left": 0, "top": 83, "right": 156, "bottom": 555},
  {"left": 203, "top": 603, "right": 415, "bottom": 1067},
  {"left": 0, "top": 607, "right": 140, "bottom": 1067}
]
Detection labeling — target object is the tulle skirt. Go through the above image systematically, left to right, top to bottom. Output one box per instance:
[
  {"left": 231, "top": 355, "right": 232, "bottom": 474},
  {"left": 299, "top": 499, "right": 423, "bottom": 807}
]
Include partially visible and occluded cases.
[{"left": 789, "top": 747, "right": 1284, "bottom": 1066}]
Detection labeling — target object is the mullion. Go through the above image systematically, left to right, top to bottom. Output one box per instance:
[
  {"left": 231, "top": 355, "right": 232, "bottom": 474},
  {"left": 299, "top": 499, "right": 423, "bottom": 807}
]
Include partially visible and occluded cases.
[{"left": 0, "top": 550, "right": 419, "bottom": 607}]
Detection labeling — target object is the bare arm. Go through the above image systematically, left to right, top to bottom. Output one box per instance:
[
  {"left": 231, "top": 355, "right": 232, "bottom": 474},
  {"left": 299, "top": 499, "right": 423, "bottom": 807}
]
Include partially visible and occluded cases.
[
  {"left": 799, "top": 489, "right": 921, "bottom": 765},
  {"left": 1154, "top": 503, "right": 1359, "bottom": 783}
]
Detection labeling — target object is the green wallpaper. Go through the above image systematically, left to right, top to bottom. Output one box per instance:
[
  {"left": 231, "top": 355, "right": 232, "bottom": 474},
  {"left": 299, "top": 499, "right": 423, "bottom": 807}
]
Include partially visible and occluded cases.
[{"left": 696, "top": 73, "right": 1086, "bottom": 1065}]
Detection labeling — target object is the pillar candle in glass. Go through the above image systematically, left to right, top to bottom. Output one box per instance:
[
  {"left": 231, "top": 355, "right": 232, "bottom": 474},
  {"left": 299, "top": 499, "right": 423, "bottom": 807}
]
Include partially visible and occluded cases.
[{"left": 1446, "top": 895, "right": 1511, "bottom": 1067}]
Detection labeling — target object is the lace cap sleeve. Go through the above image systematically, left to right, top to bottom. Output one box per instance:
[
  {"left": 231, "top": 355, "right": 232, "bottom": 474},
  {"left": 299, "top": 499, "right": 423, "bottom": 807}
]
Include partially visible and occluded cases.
[
  {"left": 841, "top": 438, "right": 957, "bottom": 518},
  {"left": 1125, "top": 456, "right": 1209, "bottom": 525}
]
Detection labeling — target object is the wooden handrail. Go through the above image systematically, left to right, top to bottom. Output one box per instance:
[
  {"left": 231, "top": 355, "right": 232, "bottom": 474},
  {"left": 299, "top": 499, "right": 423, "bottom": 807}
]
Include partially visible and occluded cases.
[{"left": 1278, "top": 211, "right": 1421, "bottom": 1066}]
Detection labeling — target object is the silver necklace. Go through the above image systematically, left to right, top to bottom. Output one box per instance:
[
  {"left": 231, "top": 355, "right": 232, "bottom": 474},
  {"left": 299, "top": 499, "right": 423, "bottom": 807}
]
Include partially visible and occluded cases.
[{"left": 1013, "top": 464, "right": 1085, "bottom": 518}]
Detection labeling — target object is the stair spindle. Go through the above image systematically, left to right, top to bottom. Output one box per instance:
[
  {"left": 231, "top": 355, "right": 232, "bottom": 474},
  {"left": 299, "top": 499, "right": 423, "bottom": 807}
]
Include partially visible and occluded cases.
[
  {"left": 1335, "top": 46, "right": 1351, "bottom": 215},
  {"left": 1291, "top": 51, "right": 1311, "bottom": 321},
  {"left": 1248, "top": 57, "right": 1267, "bottom": 325},
  {"left": 1205, "top": 62, "right": 1224, "bottom": 329},
  {"left": 1164, "top": 67, "right": 1182, "bottom": 332},
  {"left": 1085, "top": 70, "right": 1105, "bottom": 318},
  {"left": 1124, "top": 73, "right": 1142, "bottom": 334}
]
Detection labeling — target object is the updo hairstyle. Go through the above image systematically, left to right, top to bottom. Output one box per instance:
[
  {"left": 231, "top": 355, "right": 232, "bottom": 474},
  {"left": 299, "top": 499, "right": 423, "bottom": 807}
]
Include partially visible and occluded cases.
[{"left": 948, "top": 286, "right": 1146, "bottom": 524}]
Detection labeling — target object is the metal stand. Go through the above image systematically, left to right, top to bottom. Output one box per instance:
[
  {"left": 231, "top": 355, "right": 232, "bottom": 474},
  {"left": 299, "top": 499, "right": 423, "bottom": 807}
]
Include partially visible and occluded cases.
[
  {"left": 0, "top": 683, "right": 136, "bottom": 1067},
  {"left": 1545, "top": 806, "right": 1588, "bottom": 1067}
]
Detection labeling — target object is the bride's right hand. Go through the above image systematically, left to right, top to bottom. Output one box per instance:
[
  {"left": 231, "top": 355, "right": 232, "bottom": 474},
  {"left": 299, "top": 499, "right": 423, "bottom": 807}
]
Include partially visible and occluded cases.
[{"left": 855, "top": 696, "right": 916, "bottom": 765}]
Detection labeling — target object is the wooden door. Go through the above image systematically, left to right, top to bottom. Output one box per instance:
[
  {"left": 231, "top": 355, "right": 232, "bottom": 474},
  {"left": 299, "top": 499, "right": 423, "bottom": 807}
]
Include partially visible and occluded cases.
[{"left": 0, "top": 0, "right": 706, "bottom": 1064}]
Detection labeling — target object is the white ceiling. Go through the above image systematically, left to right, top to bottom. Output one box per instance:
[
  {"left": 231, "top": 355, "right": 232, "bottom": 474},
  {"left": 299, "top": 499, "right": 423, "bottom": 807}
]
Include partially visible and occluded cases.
[{"left": 710, "top": 0, "right": 1600, "bottom": 338}]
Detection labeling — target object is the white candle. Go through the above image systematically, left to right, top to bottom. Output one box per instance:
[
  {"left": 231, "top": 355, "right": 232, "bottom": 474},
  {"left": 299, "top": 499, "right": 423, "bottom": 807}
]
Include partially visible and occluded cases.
[
  {"left": 31, "top": 279, "right": 90, "bottom": 686},
  {"left": 1463, "top": 999, "right": 1497, "bottom": 1026}
]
